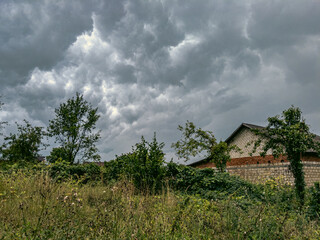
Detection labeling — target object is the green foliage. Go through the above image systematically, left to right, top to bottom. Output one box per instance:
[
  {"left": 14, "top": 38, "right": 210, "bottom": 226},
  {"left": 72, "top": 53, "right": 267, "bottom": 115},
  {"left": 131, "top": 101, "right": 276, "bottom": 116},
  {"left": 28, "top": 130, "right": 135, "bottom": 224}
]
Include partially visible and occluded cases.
[
  {"left": 48, "top": 92, "right": 101, "bottom": 163},
  {"left": 0, "top": 97, "right": 6, "bottom": 135},
  {"left": 252, "top": 106, "right": 320, "bottom": 204},
  {"left": 0, "top": 120, "right": 46, "bottom": 162},
  {"left": 172, "top": 121, "right": 234, "bottom": 172},
  {"left": 172, "top": 121, "right": 216, "bottom": 161},
  {"left": 104, "top": 134, "right": 166, "bottom": 192},
  {"left": 210, "top": 141, "right": 233, "bottom": 172},
  {"left": 47, "top": 147, "right": 69, "bottom": 163},
  {"left": 103, "top": 154, "right": 130, "bottom": 182},
  {"left": 48, "top": 160, "right": 101, "bottom": 183},
  {"left": 166, "top": 162, "right": 261, "bottom": 201},
  {"left": 2, "top": 171, "right": 318, "bottom": 239},
  {"left": 308, "top": 182, "right": 320, "bottom": 219}
]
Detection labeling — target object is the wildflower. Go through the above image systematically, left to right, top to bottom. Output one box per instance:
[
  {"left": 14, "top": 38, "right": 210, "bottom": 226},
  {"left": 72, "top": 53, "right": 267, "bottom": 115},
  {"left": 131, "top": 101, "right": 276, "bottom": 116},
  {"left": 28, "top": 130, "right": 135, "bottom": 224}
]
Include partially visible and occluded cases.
[{"left": 64, "top": 196, "right": 69, "bottom": 201}]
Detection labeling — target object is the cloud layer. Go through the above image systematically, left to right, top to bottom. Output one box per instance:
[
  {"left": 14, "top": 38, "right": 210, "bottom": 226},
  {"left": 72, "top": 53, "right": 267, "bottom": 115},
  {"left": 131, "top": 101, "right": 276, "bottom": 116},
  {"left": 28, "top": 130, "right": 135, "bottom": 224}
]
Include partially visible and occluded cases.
[{"left": 1, "top": 0, "right": 319, "bottom": 161}]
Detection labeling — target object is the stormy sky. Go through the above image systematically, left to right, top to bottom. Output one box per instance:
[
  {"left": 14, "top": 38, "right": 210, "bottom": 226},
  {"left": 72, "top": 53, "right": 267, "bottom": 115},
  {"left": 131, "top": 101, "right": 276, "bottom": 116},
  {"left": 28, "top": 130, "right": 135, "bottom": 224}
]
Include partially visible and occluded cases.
[{"left": 0, "top": 0, "right": 319, "bottom": 162}]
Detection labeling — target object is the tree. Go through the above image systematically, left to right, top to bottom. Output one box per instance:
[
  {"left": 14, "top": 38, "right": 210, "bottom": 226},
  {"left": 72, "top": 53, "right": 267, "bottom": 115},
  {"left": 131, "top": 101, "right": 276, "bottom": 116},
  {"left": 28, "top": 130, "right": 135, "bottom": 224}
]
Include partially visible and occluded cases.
[
  {"left": 48, "top": 93, "right": 101, "bottom": 164},
  {"left": 0, "top": 97, "right": 7, "bottom": 135},
  {"left": 252, "top": 106, "right": 320, "bottom": 204},
  {"left": 0, "top": 120, "right": 46, "bottom": 162},
  {"left": 172, "top": 121, "right": 233, "bottom": 172},
  {"left": 106, "top": 133, "right": 166, "bottom": 191},
  {"left": 210, "top": 141, "right": 234, "bottom": 172},
  {"left": 47, "top": 147, "right": 69, "bottom": 163}
]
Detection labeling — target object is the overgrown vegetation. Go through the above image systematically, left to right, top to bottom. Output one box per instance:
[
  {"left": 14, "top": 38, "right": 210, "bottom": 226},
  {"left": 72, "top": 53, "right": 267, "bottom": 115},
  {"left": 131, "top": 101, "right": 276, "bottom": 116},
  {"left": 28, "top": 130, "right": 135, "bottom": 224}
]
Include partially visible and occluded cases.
[
  {"left": 48, "top": 92, "right": 101, "bottom": 163},
  {"left": 1, "top": 95, "right": 320, "bottom": 239},
  {"left": 0, "top": 96, "right": 6, "bottom": 135},
  {"left": 252, "top": 106, "right": 320, "bottom": 205},
  {"left": 0, "top": 120, "right": 47, "bottom": 162},
  {"left": 172, "top": 121, "right": 236, "bottom": 172},
  {"left": 104, "top": 134, "right": 166, "bottom": 192},
  {"left": 1, "top": 165, "right": 320, "bottom": 239}
]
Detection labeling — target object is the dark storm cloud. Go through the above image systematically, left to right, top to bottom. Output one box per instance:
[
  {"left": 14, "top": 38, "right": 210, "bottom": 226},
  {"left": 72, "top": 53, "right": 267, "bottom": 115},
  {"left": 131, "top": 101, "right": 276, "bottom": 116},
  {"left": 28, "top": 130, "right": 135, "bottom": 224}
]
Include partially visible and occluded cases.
[
  {"left": 0, "top": 0, "right": 319, "bottom": 161},
  {"left": 0, "top": 0, "right": 99, "bottom": 86},
  {"left": 247, "top": 0, "right": 320, "bottom": 85},
  {"left": 248, "top": 0, "right": 320, "bottom": 48}
]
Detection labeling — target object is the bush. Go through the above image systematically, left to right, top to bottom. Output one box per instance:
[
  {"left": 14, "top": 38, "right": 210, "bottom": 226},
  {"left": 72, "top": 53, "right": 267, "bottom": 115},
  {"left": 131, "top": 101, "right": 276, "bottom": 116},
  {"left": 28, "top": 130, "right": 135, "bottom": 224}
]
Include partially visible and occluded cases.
[
  {"left": 103, "top": 134, "right": 166, "bottom": 192},
  {"left": 48, "top": 160, "right": 101, "bottom": 183},
  {"left": 166, "top": 161, "right": 262, "bottom": 201},
  {"left": 308, "top": 182, "right": 320, "bottom": 219}
]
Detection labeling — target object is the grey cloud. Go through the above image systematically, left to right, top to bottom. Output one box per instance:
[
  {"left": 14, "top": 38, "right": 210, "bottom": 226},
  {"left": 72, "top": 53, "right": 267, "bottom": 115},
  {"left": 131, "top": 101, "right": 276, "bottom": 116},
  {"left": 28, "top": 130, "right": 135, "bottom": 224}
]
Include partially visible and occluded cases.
[
  {"left": 0, "top": 0, "right": 319, "bottom": 162},
  {"left": 0, "top": 0, "right": 99, "bottom": 86},
  {"left": 248, "top": 0, "right": 320, "bottom": 49},
  {"left": 112, "top": 64, "right": 136, "bottom": 84}
]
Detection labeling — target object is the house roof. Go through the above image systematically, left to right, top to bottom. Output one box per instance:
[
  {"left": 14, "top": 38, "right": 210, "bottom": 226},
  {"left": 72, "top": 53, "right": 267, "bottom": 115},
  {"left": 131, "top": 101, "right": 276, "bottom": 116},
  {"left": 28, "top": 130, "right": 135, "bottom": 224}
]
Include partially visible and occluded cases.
[
  {"left": 187, "top": 122, "right": 320, "bottom": 166},
  {"left": 188, "top": 123, "right": 259, "bottom": 166},
  {"left": 225, "top": 123, "right": 264, "bottom": 144}
]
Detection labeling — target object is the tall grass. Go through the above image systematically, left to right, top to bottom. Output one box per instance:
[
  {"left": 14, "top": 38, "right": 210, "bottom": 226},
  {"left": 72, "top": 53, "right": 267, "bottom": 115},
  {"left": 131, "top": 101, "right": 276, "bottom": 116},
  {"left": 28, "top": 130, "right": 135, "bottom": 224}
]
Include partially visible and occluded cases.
[{"left": 1, "top": 170, "right": 320, "bottom": 239}]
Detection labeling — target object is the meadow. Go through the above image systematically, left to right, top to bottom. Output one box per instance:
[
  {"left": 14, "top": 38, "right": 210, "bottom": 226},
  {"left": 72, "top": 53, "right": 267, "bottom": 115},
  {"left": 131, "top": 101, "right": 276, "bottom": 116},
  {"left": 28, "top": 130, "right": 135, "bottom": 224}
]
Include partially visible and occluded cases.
[{"left": 1, "top": 162, "right": 320, "bottom": 240}]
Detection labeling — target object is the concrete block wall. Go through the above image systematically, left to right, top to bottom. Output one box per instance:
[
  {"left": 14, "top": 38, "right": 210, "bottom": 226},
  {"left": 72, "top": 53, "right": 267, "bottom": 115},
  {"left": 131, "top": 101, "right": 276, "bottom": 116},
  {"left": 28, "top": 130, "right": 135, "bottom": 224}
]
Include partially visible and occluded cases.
[{"left": 225, "top": 162, "right": 320, "bottom": 186}]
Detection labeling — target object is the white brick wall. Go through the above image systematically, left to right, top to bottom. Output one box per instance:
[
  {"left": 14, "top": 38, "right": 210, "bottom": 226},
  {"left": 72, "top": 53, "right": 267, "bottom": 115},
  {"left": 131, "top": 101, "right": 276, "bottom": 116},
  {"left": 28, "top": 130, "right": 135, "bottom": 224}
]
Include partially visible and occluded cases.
[{"left": 228, "top": 128, "right": 272, "bottom": 158}]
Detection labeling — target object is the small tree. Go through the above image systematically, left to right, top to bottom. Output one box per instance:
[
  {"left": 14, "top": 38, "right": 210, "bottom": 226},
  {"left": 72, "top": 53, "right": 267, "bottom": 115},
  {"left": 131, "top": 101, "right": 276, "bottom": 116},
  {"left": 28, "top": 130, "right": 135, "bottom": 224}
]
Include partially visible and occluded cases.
[
  {"left": 48, "top": 93, "right": 101, "bottom": 164},
  {"left": 0, "top": 97, "right": 7, "bottom": 135},
  {"left": 252, "top": 106, "right": 320, "bottom": 204},
  {"left": 1, "top": 120, "right": 46, "bottom": 162},
  {"left": 172, "top": 121, "right": 233, "bottom": 172},
  {"left": 107, "top": 133, "right": 166, "bottom": 192},
  {"left": 210, "top": 141, "right": 234, "bottom": 172},
  {"left": 47, "top": 147, "right": 69, "bottom": 163}
]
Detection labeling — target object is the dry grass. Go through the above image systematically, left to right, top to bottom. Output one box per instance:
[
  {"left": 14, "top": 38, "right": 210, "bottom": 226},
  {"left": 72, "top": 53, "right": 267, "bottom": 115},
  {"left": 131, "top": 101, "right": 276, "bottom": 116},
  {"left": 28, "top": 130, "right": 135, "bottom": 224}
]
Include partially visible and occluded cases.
[{"left": 0, "top": 170, "right": 319, "bottom": 239}]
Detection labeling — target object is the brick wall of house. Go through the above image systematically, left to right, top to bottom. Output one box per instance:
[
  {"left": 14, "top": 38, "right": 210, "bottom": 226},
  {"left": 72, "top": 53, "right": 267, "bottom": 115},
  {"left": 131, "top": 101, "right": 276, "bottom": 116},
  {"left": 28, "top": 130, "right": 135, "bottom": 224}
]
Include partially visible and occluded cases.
[
  {"left": 191, "top": 124, "right": 320, "bottom": 186},
  {"left": 228, "top": 128, "right": 273, "bottom": 158},
  {"left": 194, "top": 154, "right": 320, "bottom": 186},
  {"left": 195, "top": 155, "right": 288, "bottom": 169},
  {"left": 226, "top": 162, "right": 320, "bottom": 186}
]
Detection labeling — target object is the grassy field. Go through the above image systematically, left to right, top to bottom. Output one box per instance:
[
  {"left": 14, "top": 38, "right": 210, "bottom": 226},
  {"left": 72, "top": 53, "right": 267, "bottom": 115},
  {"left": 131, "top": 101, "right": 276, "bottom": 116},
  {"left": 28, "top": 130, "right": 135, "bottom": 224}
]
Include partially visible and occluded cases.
[{"left": 1, "top": 168, "right": 320, "bottom": 240}]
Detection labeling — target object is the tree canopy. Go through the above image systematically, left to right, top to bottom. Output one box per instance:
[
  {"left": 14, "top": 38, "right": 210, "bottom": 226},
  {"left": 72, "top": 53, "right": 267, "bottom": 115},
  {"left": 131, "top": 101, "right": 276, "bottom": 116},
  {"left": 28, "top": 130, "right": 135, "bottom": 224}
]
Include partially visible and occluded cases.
[
  {"left": 48, "top": 93, "right": 101, "bottom": 163},
  {"left": 0, "top": 97, "right": 7, "bottom": 135},
  {"left": 252, "top": 106, "right": 320, "bottom": 204},
  {"left": 0, "top": 120, "right": 46, "bottom": 162},
  {"left": 172, "top": 121, "right": 233, "bottom": 172},
  {"left": 172, "top": 121, "right": 216, "bottom": 161},
  {"left": 105, "top": 133, "right": 166, "bottom": 191}
]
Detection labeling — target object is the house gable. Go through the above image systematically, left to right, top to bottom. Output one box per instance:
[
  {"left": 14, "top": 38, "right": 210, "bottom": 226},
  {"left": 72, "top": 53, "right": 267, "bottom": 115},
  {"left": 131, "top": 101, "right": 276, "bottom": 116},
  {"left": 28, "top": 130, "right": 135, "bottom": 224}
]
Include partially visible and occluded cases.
[
  {"left": 187, "top": 122, "right": 320, "bottom": 186},
  {"left": 227, "top": 123, "right": 272, "bottom": 159}
]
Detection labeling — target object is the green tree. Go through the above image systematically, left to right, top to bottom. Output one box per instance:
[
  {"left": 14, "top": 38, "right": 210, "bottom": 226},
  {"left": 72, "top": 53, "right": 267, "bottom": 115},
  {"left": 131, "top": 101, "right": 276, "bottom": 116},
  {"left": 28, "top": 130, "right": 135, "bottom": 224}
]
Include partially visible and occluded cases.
[
  {"left": 48, "top": 93, "right": 101, "bottom": 164},
  {"left": 0, "top": 97, "right": 7, "bottom": 135},
  {"left": 252, "top": 106, "right": 320, "bottom": 204},
  {"left": 1, "top": 120, "right": 46, "bottom": 162},
  {"left": 172, "top": 121, "right": 233, "bottom": 172},
  {"left": 106, "top": 133, "right": 166, "bottom": 192},
  {"left": 210, "top": 141, "right": 234, "bottom": 172},
  {"left": 47, "top": 147, "right": 69, "bottom": 163}
]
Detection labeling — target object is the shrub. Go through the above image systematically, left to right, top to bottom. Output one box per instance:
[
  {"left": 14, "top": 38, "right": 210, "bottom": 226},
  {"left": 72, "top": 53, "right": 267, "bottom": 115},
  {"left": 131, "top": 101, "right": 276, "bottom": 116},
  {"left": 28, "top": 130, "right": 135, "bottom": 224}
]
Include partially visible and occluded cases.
[
  {"left": 103, "top": 134, "right": 166, "bottom": 192},
  {"left": 48, "top": 160, "right": 101, "bottom": 183},
  {"left": 166, "top": 161, "right": 262, "bottom": 201},
  {"left": 308, "top": 182, "right": 320, "bottom": 219}
]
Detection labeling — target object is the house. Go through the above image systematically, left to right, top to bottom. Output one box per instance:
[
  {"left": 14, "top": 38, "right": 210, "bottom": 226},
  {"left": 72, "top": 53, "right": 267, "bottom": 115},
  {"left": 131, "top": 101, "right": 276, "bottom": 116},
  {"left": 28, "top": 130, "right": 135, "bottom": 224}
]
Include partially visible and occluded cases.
[{"left": 189, "top": 123, "right": 320, "bottom": 186}]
